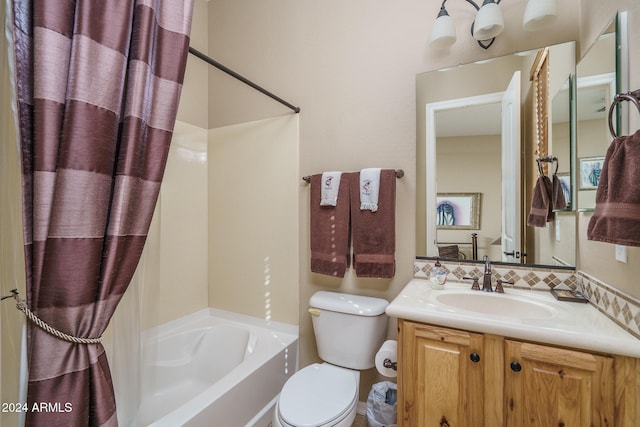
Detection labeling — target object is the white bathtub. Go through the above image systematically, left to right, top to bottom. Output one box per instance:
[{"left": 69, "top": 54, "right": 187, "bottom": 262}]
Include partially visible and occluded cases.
[{"left": 137, "top": 308, "right": 298, "bottom": 427}]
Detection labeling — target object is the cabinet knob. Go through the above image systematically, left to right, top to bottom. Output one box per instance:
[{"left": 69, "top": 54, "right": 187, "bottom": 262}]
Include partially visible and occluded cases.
[
  {"left": 470, "top": 353, "right": 480, "bottom": 363},
  {"left": 510, "top": 361, "right": 522, "bottom": 372},
  {"left": 439, "top": 416, "right": 450, "bottom": 427}
]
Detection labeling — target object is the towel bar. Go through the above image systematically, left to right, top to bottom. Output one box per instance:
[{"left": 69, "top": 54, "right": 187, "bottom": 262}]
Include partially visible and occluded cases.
[
  {"left": 608, "top": 88, "right": 640, "bottom": 138},
  {"left": 536, "top": 155, "right": 557, "bottom": 163},
  {"left": 536, "top": 156, "right": 559, "bottom": 175},
  {"left": 302, "top": 169, "right": 404, "bottom": 183}
]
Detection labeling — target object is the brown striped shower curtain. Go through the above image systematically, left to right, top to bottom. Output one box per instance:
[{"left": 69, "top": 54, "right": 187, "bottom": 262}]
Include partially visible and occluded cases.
[{"left": 10, "top": 1, "right": 193, "bottom": 425}]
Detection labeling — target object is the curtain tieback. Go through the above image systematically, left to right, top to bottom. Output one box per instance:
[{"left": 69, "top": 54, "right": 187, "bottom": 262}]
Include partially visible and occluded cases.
[{"left": 1, "top": 289, "right": 102, "bottom": 345}]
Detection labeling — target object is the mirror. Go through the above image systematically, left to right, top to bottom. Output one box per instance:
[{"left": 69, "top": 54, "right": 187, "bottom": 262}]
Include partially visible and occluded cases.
[
  {"left": 576, "top": 16, "right": 622, "bottom": 211},
  {"left": 416, "top": 41, "right": 577, "bottom": 267},
  {"left": 535, "top": 73, "right": 577, "bottom": 266},
  {"left": 550, "top": 75, "right": 573, "bottom": 213}
]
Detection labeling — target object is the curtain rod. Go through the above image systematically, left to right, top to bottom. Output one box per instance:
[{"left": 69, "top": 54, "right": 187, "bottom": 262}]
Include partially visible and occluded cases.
[{"left": 188, "top": 47, "right": 301, "bottom": 114}]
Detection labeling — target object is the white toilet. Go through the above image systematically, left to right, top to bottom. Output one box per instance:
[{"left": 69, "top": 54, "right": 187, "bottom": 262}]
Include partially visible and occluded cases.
[{"left": 273, "top": 291, "right": 389, "bottom": 427}]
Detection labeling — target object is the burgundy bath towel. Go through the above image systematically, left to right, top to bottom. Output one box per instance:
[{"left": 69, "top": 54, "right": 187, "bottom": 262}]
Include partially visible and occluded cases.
[
  {"left": 588, "top": 129, "right": 640, "bottom": 246},
  {"left": 350, "top": 169, "right": 396, "bottom": 278},
  {"left": 310, "top": 173, "right": 351, "bottom": 277},
  {"left": 527, "top": 175, "right": 553, "bottom": 227}
]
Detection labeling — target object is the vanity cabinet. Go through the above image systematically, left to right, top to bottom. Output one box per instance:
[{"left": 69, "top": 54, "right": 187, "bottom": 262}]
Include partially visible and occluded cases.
[
  {"left": 398, "top": 319, "right": 639, "bottom": 427},
  {"left": 398, "top": 321, "right": 485, "bottom": 426},
  {"left": 504, "top": 340, "right": 614, "bottom": 426}
]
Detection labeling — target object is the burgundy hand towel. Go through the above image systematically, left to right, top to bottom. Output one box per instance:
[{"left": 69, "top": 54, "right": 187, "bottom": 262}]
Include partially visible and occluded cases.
[
  {"left": 588, "top": 129, "right": 640, "bottom": 246},
  {"left": 350, "top": 169, "right": 396, "bottom": 278},
  {"left": 310, "top": 173, "right": 351, "bottom": 277},
  {"left": 552, "top": 173, "right": 567, "bottom": 211},
  {"left": 527, "top": 175, "right": 553, "bottom": 227}
]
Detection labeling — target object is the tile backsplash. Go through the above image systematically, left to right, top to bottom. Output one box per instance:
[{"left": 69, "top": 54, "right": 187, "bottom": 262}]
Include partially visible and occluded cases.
[
  {"left": 414, "top": 258, "right": 640, "bottom": 340},
  {"left": 414, "top": 259, "right": 578, "bottom": 290},
  {"left": 579, "top": 271, "right": 640, "bottom": 340}
]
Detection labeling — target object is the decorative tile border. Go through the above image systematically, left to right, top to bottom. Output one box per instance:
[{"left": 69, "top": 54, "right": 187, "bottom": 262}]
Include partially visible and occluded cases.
[
  {"left": 413, "top": 258, "right": 640, "bottom": 340},
  {"left": 414, "top": 259, "right": 577, "bottom": 291},
  {"left": 578, "top": 272, "right": 640, "bottom": 339}
]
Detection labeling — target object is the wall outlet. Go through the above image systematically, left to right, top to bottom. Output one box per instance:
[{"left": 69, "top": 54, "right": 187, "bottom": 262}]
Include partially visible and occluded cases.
[
  {"left": 555, "top": 219, "right": 561, "bottom": 241},
  {"left": 615, "top": 245, "right": 628, "bottom": 263}
]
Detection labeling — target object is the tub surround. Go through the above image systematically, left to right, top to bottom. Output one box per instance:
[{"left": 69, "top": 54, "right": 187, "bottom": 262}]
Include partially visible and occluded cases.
[
  {"left": 208, "top": 115, "right": 299, "bottom": 326},
  {"left": 414, "top": 258, "right": 640, "bottom": 340}
]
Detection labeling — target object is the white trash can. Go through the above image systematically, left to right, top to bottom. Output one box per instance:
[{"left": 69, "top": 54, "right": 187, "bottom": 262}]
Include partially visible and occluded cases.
[{"left": 366, "top": 381, "right": 397, "bottom": 427}]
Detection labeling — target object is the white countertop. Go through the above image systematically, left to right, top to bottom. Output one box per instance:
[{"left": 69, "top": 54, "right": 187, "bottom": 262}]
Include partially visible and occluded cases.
[{"left": 386, "top": 279, "right": 640, "bottom": 358}]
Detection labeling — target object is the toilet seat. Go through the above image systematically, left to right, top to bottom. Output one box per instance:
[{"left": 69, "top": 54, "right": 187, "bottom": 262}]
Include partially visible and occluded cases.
[{"left": 278, "top": 363, "right": 358, "bottom": 427}]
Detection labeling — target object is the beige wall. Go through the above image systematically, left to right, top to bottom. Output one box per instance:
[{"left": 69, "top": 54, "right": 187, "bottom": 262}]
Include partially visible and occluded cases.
[
  {"left": 1, "top": 5, "right": 26, "bottom": 424},
  {"left": 207, "top": 115, "right": 299, "bottom": 325}
]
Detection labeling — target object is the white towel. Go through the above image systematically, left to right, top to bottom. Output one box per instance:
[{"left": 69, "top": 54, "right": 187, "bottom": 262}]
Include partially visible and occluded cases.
[
  {"left": 359, "top": 168, "right": 381, "bottom": 212},
  {"left": 320, "top": 171, "right": 342, "bottom": 206}
]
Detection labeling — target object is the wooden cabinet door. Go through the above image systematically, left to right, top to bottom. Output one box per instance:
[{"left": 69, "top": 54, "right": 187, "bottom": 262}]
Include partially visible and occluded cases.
[
  {"left": 399, "top": 321, "right": 485, "bottom": 427},
  {"left": 504, "top": 340, "right": 614, "bottom": 427}
]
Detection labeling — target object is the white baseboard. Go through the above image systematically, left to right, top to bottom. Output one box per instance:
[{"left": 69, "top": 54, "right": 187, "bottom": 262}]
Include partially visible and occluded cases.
[{"left": 357, "top": 401, "right": 368, "bottom": 415}]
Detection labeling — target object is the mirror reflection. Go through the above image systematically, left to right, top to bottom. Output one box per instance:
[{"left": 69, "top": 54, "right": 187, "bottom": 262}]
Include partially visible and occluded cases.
[
  {"left": 576, "top": 19, "right": 617, "bottom": 210},
  {"left": 416, "top": 41, "right": 577, "bottom": 267},
  {"left": 531, "top": 72, "right": 577, "bottom": 267},
  {"left": 550, "top": 76, "right": 573, "bottom": 212}
]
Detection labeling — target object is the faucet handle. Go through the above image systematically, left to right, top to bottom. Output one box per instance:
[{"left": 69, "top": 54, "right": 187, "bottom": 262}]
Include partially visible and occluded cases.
[
  {"left": 463, "top": 276, "right": 481, "bottom": 291},
  {"left": 495, "top": 279, "right": 515, "bottom": 293}
]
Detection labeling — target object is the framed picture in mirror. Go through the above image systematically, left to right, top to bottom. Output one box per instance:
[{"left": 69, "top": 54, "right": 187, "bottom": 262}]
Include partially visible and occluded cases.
[
  {"left": 579, "top": 156, "right": 605, "bottom": 190},
  {"left": 436, "top": 193, "right": 481, "bottom": 230}
]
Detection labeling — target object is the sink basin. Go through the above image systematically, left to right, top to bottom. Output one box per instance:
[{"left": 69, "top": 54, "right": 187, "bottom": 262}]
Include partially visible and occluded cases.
[
  {"left": 385, "top": 279, "right": 640, "bottom": 358},
  {"left": 435, "top": 291, "right": 555, "bottom": 318}
]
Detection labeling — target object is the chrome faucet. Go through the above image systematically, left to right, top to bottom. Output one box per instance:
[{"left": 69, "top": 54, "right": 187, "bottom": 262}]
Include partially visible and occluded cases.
[{"left": 482, "top": 255, "right": 493, "bottom": 292}]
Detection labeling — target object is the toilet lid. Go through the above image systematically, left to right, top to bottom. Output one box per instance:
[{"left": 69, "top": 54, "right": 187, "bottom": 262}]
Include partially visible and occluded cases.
[{"left": 279, "top": 363, "right": 357, "bottom": 427}]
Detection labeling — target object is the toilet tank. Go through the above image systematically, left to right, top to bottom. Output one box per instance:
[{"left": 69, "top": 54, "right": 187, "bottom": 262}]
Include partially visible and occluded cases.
[{"left": 309, "top": 291, "right": 388, "bottom": 370}]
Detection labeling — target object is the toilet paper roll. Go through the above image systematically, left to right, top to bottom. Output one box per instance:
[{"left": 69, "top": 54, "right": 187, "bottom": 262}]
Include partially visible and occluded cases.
[{"left": 375, "top": 340, "right": 398, "bottom": 378}]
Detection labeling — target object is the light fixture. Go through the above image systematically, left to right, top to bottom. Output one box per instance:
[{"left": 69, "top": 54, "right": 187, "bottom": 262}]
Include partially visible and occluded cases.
[
  {"left": 429, "top": 0, "right": 557, "bottom": 50},
  {"left": 472, "top": 0, "right": 504, "bottom": 42},
  {"left": 522, "top": 0, "right": 557, "bottom": 31},
  {"left": 429, "top": 6, "right": 457, "bottom": 49}
]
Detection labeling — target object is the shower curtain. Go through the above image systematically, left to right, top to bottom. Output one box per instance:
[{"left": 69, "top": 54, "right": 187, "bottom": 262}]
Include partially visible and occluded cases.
[{"left": 10, "top": 1, "right": 193, "bottom": 425}]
